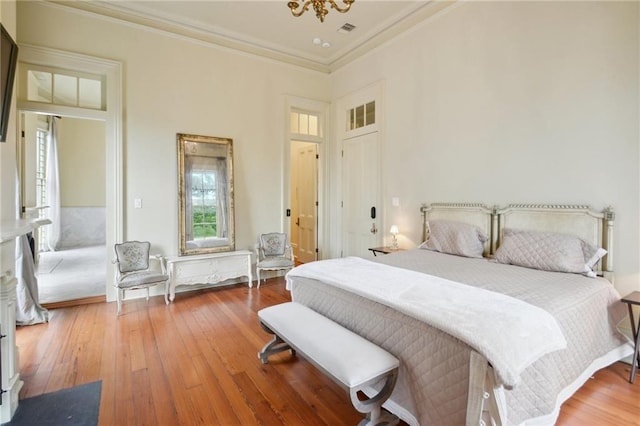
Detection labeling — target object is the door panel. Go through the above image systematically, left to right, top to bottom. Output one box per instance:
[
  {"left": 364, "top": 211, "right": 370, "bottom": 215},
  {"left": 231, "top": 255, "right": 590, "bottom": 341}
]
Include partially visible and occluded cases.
[
  {"left": 341, "top": 132, "right": 380, "bottom": 258},
  {"left": 291, "top": 141, "right": 317, "bottom": 264},
  {"left": 297, "top": 143, "right": 317, "bottom": 263}
]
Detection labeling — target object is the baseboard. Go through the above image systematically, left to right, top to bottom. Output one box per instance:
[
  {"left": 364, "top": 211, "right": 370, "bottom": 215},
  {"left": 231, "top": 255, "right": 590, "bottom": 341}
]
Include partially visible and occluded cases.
[{"left": 42, "top": 295, "right": 106, "bottom": 309}]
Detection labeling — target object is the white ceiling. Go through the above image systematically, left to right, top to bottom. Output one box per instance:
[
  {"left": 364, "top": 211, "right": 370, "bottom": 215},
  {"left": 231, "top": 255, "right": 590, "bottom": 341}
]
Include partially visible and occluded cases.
[{"left": 56, "top": 0, "right": 452, "bottom": 72}]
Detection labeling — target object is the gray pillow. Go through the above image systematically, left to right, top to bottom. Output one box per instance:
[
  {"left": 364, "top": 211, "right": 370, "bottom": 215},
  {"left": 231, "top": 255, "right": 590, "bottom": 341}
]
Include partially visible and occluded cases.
[
  {"left": 419, "top": 220, "right": 487, "bottom": 258},
  {"left": 495, "top": 228, "right": 605, "bottom": 277}
]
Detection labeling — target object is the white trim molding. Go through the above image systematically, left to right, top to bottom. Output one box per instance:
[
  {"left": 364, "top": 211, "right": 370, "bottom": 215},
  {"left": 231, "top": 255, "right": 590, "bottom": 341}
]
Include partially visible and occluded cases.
[{"left": 17, "top": 44, "right": 123, "bottom": 302}]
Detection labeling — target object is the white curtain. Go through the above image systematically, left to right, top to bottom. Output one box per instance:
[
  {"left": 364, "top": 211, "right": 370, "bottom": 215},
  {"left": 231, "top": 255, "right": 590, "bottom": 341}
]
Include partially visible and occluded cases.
[
  {"left": 46, "top": 117, "right": 61, "bottom": 251},
  {"left": 15, "top": 145, "right": 48, "bottom": 325},
  {"left": 184, "top": 156, "right": 194, "bottom": 242},
  {"left": 215, "top": 158, "right": 228, "bottom": 238},
  {"left": 15, "top": 234, "right": 49, "bottom": 325}
]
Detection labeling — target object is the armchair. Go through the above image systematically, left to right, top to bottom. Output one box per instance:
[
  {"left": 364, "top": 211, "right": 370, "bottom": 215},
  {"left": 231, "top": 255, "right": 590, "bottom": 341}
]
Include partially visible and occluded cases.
[
  {"left": 255, "top": 233, "right": 295, "bottom": 287},
  {"left": 113, "top": 241, "right": 169, "bottom": 315}
]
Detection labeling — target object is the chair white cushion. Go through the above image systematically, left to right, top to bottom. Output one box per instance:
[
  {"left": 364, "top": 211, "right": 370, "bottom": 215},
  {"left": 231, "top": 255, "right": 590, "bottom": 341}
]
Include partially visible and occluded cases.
[
  {"left": 257, "top": 257, "right": 294, "bottom": 269},
  {"left": 118, "top": 271, "right": 168, "bottom": 289}
]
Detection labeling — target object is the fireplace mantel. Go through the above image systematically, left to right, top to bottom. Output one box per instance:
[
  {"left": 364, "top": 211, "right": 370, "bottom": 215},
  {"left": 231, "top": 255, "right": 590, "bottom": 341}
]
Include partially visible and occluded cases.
[
  {"left": 0, "top": 217, "right": 50, "bottom": 421},
  {"left": 0, "top": 218, "right": 51, "bottom": 244}
]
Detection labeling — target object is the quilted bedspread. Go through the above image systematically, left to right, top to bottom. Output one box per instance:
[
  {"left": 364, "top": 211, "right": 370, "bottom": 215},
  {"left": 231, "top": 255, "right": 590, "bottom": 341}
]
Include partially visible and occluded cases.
[{"left": 286, "top": 249, "right": 632, "bottom": 425}]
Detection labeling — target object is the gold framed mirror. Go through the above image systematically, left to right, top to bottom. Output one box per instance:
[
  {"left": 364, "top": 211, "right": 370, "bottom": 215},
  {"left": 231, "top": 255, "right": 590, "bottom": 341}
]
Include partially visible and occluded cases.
[{"left": 178, "top": 133, "right": 235, "bottom": 255}]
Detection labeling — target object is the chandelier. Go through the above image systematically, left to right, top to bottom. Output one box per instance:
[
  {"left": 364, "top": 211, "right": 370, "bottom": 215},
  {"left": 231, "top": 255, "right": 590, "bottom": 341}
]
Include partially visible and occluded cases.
[{"left": 288, "top": 0, "right": 355, "bottom": 23}]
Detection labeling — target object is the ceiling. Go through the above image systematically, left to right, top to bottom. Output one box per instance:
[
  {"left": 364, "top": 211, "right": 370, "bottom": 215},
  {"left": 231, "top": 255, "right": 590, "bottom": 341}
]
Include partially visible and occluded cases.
[{"left": 54, "top": 0, "right": 454, "bottom": 73}]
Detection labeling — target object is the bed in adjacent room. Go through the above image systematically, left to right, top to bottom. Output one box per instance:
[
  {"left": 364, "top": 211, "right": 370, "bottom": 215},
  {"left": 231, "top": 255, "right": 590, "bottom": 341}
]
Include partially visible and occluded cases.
[{"left": 285, "top": 203, "right": 633, "bottom": 425}]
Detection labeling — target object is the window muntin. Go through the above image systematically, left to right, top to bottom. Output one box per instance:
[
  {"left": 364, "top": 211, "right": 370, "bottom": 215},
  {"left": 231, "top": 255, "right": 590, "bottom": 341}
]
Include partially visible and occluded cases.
[
  {"left": 25, "top": 67, "right": 105, "bottom": 110},
  {"left": 348, "top": 100, "right": 375, "bottom": 131},
  {"left": 290, "top": 111, "right": 320, "bottom": 137},
  {"left": 35, "top": 129, "right": 48, "bottom": 251},
  {"left": 191, "top": 170, "right": 217, "bottom": 239}
]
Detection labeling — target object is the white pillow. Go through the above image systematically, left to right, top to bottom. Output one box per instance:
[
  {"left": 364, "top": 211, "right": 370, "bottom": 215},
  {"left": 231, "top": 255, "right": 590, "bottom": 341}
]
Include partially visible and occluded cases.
[
  {"left": 419, "top": 220, "right": 487, "bottom": 258},
  {"left": 495, "top": 228, "right": 606, "bottom": 277},
  {"left": 581, "top": 240, "right": 607, "bottom": 270}
]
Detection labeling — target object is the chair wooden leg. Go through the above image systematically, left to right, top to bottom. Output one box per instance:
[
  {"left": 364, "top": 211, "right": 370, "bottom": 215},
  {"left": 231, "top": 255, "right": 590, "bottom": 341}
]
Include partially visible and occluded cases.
[
  {"left": 257, "top": 269, "right": 261, "bottom": 288},
  {"left": 164, "top": 282, "right": 169, "bottom": 305},
  {"left": 146, "top": 287, "right": 150, "bottom": 301},
  {"left": 116, "top": 289, "right": 123, "bottom": 315}
]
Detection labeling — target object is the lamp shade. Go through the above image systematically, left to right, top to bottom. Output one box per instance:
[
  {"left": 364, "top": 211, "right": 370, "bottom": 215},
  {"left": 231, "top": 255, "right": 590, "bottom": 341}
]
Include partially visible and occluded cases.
[{"left": 390, "top": 225, "right": 399, "bottom": 235}]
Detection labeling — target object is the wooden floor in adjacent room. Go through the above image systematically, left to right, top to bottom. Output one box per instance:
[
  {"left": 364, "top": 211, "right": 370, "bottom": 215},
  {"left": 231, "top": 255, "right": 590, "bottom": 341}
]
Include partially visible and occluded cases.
[{"left": 16, "top": 277, "right": 640, "bottom": 425}]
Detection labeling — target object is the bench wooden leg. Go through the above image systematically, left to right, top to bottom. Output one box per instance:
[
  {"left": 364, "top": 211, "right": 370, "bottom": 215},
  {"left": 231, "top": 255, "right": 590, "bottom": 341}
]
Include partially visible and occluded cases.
[
  {"left": 258, "top": 322, "right": 296, "bottom": 364},
  {"left": 351, "top": 369, "right": 399, "bottom": 426}
]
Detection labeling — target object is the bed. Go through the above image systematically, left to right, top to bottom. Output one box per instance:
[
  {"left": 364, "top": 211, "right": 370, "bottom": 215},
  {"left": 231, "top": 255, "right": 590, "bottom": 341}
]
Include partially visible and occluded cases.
[{"left": 285, "top": 203, "right": 633, "bottom": 425}]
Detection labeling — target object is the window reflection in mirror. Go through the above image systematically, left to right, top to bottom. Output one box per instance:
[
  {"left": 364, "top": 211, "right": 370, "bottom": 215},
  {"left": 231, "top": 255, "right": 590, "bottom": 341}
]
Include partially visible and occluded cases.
[{"left": 178, "top": 133, "right": 234, "bottom": 255}]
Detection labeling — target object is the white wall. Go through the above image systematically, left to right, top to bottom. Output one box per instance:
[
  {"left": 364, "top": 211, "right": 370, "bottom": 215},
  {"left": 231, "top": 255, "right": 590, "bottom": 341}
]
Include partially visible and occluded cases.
[
  {"left": 0, "top": 1, "right": 18, "bottom": 275},
  {"left": 14, "top": 1, "right": 640, "bottom": 297},
  {"left": 330, "top": 1, "right": 640, "bottom": 296},
  {"left": 17, "top": 2, "right": 330, "bottom": 259},
  {"left": 57, "top": 117, "right": 105, "bottom": 207}
]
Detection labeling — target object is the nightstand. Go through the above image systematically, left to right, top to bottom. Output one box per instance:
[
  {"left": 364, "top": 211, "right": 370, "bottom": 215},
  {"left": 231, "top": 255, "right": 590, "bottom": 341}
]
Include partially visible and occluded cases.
[
  {"left": 368, "top": 246, "right": 404, "bottom": 256},
  {"left": 621, "top": 291, "right": 640, "bottom": 384}
]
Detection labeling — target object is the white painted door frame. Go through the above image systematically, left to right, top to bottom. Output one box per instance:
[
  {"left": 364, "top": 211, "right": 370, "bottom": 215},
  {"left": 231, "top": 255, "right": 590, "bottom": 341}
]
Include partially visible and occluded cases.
[
  {"left": 17, "top": 44, "right": 123, "bottom": 302},
  {"left": 334, "top": 81, "right": 385, "bottom": 258},
  {"left": 284, "top": 95, "right": 329, "bottom": 260}
]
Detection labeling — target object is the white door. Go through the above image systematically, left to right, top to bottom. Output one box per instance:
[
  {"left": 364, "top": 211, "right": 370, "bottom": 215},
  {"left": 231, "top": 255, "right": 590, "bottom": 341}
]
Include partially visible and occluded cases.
[
  {"left": 341, "top": 131, "right": 380, "bottom": 258},
  {"left": 293, "top": 142, "right": 317, "bottom": 263}
]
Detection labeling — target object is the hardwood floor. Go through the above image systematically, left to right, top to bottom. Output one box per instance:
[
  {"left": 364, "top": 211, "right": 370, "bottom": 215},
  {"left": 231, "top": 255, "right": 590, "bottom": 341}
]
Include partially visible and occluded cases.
[{"left": 16, "top": 277, "right": 640, "bottom": 425}]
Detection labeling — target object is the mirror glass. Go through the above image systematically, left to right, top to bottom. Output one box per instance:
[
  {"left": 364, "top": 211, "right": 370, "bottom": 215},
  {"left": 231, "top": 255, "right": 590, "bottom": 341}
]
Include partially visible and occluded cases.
[{"left": 178, "top": 133, "right": 234, "bottom": 255}]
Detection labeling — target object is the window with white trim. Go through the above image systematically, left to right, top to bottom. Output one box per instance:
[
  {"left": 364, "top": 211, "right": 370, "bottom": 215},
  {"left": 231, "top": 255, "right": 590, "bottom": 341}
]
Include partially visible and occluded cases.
[
  {"left": 25, "top": 67, "right": 105, "bottom": 110},
  {"left": 347, "top": 101, "right": 375, "bottom": 130},
  {"left": 291, "top": 111, "right": 320, "bottom": 137},
  {"left": 35, "top": 129, "right": 48, "bottom": 251}
]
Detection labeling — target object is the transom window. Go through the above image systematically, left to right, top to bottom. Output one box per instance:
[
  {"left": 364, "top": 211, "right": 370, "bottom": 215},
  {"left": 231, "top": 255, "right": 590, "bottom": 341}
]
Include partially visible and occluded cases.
[
  {"left": 24, "top": 66, "right": 105, "bottom": 110},
  {"left": 348, "top": 101, "right": 375, "bottom": 130},
  {"left": 290, "top": 111, "right": 319, "bottom": 136}
]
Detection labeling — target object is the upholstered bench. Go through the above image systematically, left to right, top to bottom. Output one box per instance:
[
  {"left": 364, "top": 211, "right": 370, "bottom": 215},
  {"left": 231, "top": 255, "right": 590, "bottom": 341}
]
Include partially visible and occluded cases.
[{"left": 257, "top": 302, "right": 399, "bottom": 426}]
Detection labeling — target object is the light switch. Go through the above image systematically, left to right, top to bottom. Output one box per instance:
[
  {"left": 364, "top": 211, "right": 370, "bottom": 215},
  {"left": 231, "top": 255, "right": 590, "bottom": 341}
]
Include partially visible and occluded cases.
[
  {"left": 392, "top": 197, "right": 400, "bottom": 207},
  {"left": 134, "top": 198, "right": 142, "bottom": 209}
]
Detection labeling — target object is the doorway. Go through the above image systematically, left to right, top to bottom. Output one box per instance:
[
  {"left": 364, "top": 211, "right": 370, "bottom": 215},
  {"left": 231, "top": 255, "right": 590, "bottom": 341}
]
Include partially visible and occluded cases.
[
  {"left": 17, "top": 45, "right": 123, "bottom": 304},
  {"left": 337, "top": 81, "right": 383, "bottom": 258},
  {"left": 286, "top": 99, "right": 327, "bottom": 264},
  {"left": 21, "top": 112, "right": 107, "bottom": 304},
  {"left": 290, "top": 141, "right": 318, "bottom": 264}
]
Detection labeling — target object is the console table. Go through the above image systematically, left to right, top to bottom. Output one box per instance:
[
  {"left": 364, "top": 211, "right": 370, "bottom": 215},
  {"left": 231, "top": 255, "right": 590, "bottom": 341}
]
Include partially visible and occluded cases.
[{"left": 165, "top": 250, "right": 253, "bottom": 302}]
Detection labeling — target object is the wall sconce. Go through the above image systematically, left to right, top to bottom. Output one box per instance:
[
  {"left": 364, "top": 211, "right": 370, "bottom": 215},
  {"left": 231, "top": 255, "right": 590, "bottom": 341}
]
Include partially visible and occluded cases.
[{"left": 390, "top": 225, "right": 399, "bottom": 249}]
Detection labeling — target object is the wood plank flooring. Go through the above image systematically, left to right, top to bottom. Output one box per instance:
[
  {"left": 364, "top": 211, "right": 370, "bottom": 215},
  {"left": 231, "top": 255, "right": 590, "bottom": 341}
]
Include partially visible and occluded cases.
[{"left": 16, "top": 277, "right": 640, "bottom": 425}]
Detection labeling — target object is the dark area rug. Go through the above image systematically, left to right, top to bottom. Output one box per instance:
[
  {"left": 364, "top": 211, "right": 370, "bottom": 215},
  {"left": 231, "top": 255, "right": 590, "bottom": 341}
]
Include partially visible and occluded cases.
[{"left": 3, "top": 380, "right": 101, "bottom": 426}]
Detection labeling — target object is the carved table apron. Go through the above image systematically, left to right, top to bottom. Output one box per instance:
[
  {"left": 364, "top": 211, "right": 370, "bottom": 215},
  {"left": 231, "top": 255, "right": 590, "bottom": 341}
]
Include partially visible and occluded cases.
[{"left": 166, "top": 250, "right": 253, "bottom": 301}]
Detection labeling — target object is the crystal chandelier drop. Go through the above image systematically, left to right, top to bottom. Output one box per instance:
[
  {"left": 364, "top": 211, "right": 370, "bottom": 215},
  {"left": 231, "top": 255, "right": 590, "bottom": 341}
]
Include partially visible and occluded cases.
[{"left": 288, "top": 0, "right": 355, "bottom": 23}]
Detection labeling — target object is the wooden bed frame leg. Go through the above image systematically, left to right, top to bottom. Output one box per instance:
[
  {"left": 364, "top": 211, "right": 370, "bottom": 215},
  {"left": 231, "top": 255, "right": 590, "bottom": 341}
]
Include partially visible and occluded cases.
[
  {"left": 468, "top": 353, "right": 505, "bottom": 426},
  {"left": 484, "top": 366, "right": 505, "bottom": 426}
]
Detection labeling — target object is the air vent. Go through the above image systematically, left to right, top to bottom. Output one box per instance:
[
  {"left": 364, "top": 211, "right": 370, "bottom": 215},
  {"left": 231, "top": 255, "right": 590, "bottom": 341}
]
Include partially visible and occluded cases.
[{"left": 337, "top": 23, "right": 356, "bottom": 34}]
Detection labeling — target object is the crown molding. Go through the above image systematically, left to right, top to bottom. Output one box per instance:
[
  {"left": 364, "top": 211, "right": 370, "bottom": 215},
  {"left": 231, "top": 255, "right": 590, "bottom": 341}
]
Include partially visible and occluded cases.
[{"left": 48, "top": 0, "right": 457, "bottom": 74}]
